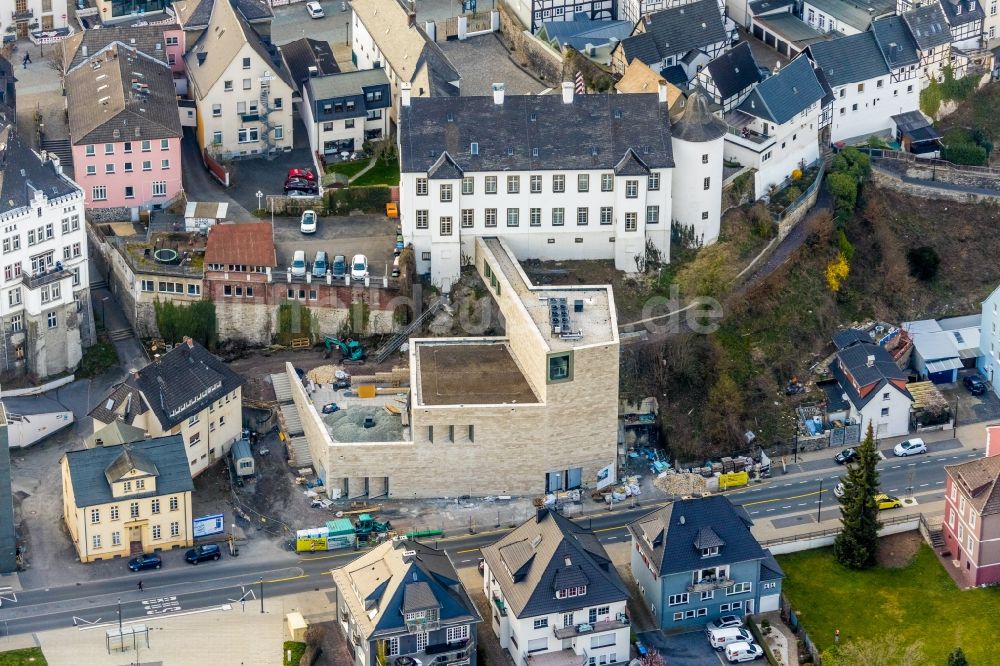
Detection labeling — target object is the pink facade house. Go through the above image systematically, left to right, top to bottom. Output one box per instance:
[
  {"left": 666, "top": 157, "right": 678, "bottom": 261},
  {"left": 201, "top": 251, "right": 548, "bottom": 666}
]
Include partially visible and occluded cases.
[
  {"left": 65, "top": 42, "right": 183, "bottom": 215},
  {"left": 942, "top": 425, "right": 1000, "bottom": 587}
]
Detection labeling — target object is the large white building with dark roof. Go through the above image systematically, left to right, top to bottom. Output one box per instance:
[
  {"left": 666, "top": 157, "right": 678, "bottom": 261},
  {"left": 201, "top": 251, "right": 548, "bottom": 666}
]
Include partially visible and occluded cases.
[
  {"left": 397, "top": 82, "right": 725, "bottom": 289},
  {"left": 0, "top": 108, "right": 94, "bottom": 380}
]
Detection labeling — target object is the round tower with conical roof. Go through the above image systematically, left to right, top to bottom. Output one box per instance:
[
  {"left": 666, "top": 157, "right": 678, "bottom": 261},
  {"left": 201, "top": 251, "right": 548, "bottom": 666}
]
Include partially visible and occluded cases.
[{"left": 670, "top": 92, "right": 727, "bottom": 246}]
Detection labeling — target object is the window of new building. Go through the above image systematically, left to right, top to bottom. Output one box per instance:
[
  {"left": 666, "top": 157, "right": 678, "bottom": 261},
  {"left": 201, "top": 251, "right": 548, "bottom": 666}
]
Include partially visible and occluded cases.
[{"left": 547, "top": 352, "right": 572, "bottom": 383}]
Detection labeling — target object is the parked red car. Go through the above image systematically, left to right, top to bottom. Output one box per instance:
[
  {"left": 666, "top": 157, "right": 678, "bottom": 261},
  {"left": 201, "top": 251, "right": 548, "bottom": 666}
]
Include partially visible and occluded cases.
[{"left": 287, "top": 168, "right": 316, "bottom": 182}]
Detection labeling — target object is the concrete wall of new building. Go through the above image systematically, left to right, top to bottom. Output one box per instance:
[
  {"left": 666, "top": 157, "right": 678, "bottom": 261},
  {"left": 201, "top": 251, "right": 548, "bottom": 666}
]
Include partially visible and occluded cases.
[{"left": 0, "top": 414, "right": 15, "bottom": 573}]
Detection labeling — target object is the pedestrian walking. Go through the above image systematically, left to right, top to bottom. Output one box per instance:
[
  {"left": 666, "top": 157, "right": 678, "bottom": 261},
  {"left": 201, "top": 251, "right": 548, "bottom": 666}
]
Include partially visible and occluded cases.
[
  {"left": 21, "top": 52, "right": 30, "bottom": 68},
  {"left": 137, "top": 580, "right": 144, "bottom": 592}
]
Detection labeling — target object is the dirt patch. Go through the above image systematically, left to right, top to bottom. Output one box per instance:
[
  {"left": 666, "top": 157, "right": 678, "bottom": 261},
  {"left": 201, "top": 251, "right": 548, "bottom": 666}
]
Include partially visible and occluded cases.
[{"left": 876, "top": 531, "right": 923, "bottom": 569}]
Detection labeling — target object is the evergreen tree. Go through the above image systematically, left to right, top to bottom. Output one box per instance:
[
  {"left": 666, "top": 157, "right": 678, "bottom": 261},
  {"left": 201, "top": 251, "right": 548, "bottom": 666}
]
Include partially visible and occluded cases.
[
  {"left": 833, "top": 423, "right": 882, "bottom": 569},
  {"left": 947, "top": 647, "right": 968, "bottom": 666}
]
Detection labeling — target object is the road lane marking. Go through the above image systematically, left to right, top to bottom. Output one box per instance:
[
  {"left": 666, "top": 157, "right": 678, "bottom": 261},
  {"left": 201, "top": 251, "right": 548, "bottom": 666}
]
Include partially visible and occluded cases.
[
  {"left": 741, "top": 490, "right": 823, "bottom": 507},
  {"left": 455, "top": 548, "right": 480, "bottom": 554},
  {"left": 265, "top": 575, "right": 307, "bottom": 584}
]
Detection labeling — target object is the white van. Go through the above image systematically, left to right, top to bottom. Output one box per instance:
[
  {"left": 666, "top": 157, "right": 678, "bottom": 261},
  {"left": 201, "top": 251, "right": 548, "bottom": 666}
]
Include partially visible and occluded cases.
[
  {"left": 707, "top": 627, "right": 754, "bottom": 651},
  {"left": 725, "top": 641, "right": 764, "bottom": 662}
]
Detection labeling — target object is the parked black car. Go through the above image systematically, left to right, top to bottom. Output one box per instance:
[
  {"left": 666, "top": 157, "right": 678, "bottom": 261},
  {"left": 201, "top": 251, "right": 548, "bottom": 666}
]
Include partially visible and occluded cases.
[
  {"left": 284, "top": 177, "right": 319, "bottom": 196},
  {"left": 963, "top": 375, "right": 987, "bottom": 395},
  {"left": 834, "top": 447, "right": 858, "bottom": 465},
  {"left": 185, "top": 544, "right": 222, "bottom": 564},
  {"left": 128, "top": 553, "right": 162, "bottom": 571}
]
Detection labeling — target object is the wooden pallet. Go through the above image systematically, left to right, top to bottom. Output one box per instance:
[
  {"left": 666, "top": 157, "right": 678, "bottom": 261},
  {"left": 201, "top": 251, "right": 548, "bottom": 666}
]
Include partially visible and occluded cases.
[{"left": 291, "top": 337, "right": 311, "bottom": 349}]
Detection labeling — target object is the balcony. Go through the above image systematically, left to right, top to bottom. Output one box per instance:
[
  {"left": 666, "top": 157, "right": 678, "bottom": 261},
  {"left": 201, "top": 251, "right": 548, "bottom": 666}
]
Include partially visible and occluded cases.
[
  {"left": 11, "top": 8, "right": 33, "bottom": 20},
  {"left": 21, "top": 266, "right": 69, "bottom": 290},
  {"left": 687, "top": 575, "right": 734, "bottom": 593},
  {"left": 491, "top": 594, "right": 507, "bottom": 617},
  {"left": 552, "top": 616, "right": 629, "bottom": 640},
  {"left": 405, "top": 617, "right": 440, "bottom": 634},
  {"left": 376, "top": 641, "right": 472, "bottom": 666}
]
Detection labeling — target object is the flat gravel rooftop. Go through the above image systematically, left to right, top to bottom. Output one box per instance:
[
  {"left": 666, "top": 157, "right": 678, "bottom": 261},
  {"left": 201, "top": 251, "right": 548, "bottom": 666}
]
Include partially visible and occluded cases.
[{"left": 416, "top": 342, "right": 539, "bottom": 406}]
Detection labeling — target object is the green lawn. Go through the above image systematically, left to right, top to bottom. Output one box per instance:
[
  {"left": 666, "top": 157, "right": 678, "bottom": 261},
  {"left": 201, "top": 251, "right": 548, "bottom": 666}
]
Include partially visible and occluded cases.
[
  {"left": 352, "top": 157, "right": 400, "bottom": 187},
  {"left": 325, "top": 159, "right": 369, "bottom": 179},
  {"left": 779, "top": 545, "right": 1000, "bottom": 663},
  {"left": 282, "top": 641, "right": 306, "bottom": 666},
  {"left": 0, "top": 647, "right": 47, "bottom": 665}
]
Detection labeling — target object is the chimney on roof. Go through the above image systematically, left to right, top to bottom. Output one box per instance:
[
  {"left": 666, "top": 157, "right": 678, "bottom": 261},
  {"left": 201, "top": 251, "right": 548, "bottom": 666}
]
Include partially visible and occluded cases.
[
  {"left": 408, "top": 0, "right": 416, "bottom": 27},
  {"left": 82, "top": 44, "right": 88, "bottom": 57},
  {"left": 658, "top": 79, "right": 669, "bottom": 104},
  {"left": 561, "top": 80, "right": 574, "bottom": 104},
  {"left": 400, "top": 81, "right": 412, "bottom": 107},
  {"left": 492, "top": 82, "right": 505, "bottom": 105},
  {"left": 184, "top": 336, "right": 194, "bottom": 348},
  {"left": 866, "top": 354, "right": 875, "bottom": 367},
  {"left": 130, "top": 368, "right": 139, "bottom": 379},
  {"left": 535, "top": 507, "right": 548, "bottom": 523}
]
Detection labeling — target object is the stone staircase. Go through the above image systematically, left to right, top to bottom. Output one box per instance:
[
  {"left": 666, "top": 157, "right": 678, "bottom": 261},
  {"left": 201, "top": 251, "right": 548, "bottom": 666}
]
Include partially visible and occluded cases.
[
  {"left": 41, "top": 139, "right": 73, "bottom": 171},
  {"left": 89, "top": 279, "right": 108, "bottom": 290},
  {"left": 108, "top": 328, "right": 134, "bottom": 342},
  {"left": 928, "top": 527, "right": 945, "bottom": 549}
]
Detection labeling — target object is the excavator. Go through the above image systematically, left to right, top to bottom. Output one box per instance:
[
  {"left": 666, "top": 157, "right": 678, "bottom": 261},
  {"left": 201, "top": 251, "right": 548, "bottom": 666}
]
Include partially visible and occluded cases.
[{"left": 324, "top": 336, "right": 365, "bottom": 363}]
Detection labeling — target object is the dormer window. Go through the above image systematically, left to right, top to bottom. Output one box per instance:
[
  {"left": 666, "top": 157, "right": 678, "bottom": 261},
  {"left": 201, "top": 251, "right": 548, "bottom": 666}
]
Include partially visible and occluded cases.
[
  {"left": 701, "top": 546, "right": 719, "bottom": 558},
  {"left": 555, "top": 586, "right": 586, "bottom": 599}
]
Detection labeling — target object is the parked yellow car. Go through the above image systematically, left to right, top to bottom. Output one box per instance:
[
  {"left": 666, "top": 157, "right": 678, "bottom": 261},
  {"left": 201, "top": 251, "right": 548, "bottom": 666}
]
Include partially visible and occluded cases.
[{"left": 875, "top": 493, "right": 903, "bottom": 510}]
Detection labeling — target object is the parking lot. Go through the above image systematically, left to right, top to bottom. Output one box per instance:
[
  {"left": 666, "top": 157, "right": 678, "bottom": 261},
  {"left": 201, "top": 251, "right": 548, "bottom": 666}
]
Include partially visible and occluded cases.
[
  {"left": 269, "top": 0, "right": 463, "bottom": 47},
  {"left": 272, "top": 212, "right": 396, "bottom": 277},
  {"left": 939, "top": 369, "right": 1000, "bottom": 425},
  {"left": 638, "top": 630, "right": 725, "bottom": 666}
]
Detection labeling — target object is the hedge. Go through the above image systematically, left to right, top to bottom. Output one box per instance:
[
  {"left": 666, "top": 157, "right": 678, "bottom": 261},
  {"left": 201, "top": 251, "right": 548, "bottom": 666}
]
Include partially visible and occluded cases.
[
  {"left": 942, "top": 142, "right": 988, "bottom": 166},
  {"left": 326, "top": 186, "right": 392, "bottom": 214}
]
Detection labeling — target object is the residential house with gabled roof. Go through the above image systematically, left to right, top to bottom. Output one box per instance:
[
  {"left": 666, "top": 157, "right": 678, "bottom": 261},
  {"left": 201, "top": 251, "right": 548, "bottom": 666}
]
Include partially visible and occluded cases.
[
  {"left": 171, "top": 0, "right": 274, "bottom": 48},
  {"left": 184, "top": 0, "right": 295, "bottom": 159},
  {"left": 350, "top": 0, "right": 460, "bottom": 124},
  {"left": 506, "top": 0, "right": 615, "bottom": 34},
  {"left": 610, "top": 0, "right": 732, "bottom": 81},
  {"left": 802, "top": 0, "right": 896, "bottom": 35},
  {"left": 938, "top": 0, "right": 985, "bottom": 47},
  {"left": 901, "top": 2, "right": 955, "bottom": 82},
  {"left": 537, "top": 13, "right": 633, "bottom": 66},
  {"left": 61, "top": 23, "right": 186, "bottom": 93},
  {"left": 806, "top": 30, "right": 921, "bottom": 144},
  {"left": 280, "top": 37, "right": 340, "bottom": 88},
  {"left": 695, "top": 41, "right": 767, "bottom": 113},
  {"left": 65, "top": 43, "right": 183, "bottom": 213},
  {"left": 723, "top": 55, "right": 826, "bottom": 198},
  {"left": 615, "top": 59, "right": 687, "bottom": 116},
  {"left": 299, "top": 69, "right": 391, "bottom": 160},
  {"left": 397, "top": 85, "right": 680, "bottom": 287},
  {"left": 829, "top": 333, "right": 913, "bottom": 437},
  {"left": 89, "top": 338, "right": 243, "bottom": 477},
  {"left": 942, "top": 425, "right": 1000, "bottom": 587},
  {"left": 60, "top": 435, "right": 194, "bottom": 562},
  {"left": 629, "top": 495, "right": 784, "bottom": 629},
  {"left": 482, "top": 508, "right": 630, "bottom": 666},
  {"left": 332, "top": 538, "right": 481, "bottom": 666}
]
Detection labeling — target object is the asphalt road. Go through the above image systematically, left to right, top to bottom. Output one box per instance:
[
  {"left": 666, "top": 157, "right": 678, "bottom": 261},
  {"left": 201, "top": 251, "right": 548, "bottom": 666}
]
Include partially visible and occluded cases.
[{"left": 0, "top": 442, "right": 974, "bottom": 636}]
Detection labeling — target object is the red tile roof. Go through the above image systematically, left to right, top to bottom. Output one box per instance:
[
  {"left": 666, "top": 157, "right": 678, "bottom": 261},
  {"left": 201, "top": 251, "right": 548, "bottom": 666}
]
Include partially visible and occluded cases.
[{"left": 205, "top": 222, "right": 276, "bottom": 268}]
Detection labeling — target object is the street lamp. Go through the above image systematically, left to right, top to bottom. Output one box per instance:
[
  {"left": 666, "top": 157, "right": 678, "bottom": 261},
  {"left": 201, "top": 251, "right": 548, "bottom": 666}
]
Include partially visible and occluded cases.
[
  {"left": 345, "top": 22, "right": 349, "bottom": 46},
  {"left": 255, "top": 190, "right": 264, "bottom": 211},
  {"left": 816, "top": 479, "right": 824, "bottom": 522},
  {"left": 259, "top": 577, "right": 264, "bottom": 614}
]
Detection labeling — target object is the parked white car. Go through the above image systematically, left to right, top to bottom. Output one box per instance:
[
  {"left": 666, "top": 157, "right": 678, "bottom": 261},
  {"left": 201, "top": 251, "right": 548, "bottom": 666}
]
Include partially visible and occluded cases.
[
  {"left": 306, "top": 1, "right": 324, "bottom": 18},
  {"left": 300, "top": 210, "right": 317, "bottom": 234},
  {"left": 291, "top": 250, "right": 307, "bottom": 278},
  {"left": 351, "top": 254, "right": 368, "bottom": 280},
  {"left": 893, "top": 438, "right": 927, "bottom": 457},
  {"left": 833, "top": 482, "right": 845, "bottom": 498},
  {"left": 705, "top": 615, "right": 744, "bottom": 632},
  {"left": 726, "top": 641, "right": 764, "bottom": 662}
]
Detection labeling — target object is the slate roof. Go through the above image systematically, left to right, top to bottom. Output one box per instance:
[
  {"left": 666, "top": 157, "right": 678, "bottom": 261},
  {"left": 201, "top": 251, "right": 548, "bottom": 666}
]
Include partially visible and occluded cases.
[
  {"left": 172, "top": 0, "right": 273, "bottom": 29},
  {"left": 185, "top": 0, "right": 293, "bottom": 99},
  {"left": 351, "top": 0, "right": 460, "bottom": 89},
  {"left": 617, "top": 0, "right": 728, "bottom": 66},
  {"left": 749, "top": 0, "right": 796, "bottom": 13},
  {"left": 803, "top": 0, "right": 895, "bottom": 32},
  {"left": 941, "top": 0, "right": 984, "bottom": 26},
  {"left": 903, "top": 3, "right": 953, "bottom": 50},
  {"left": 756, "top": 13, "right": 834, "bottom": 47},
  {"left": 539, "top": 14, "right": 633, "bottom": 51},
  {"left": 871, "top": 15, "right": 921, "bottom": 69},
  {"left": 62, "top": 23, "right": 175, "bottom": 73},
  {"left": 807, "top": 32, "right": 890, "bottom": 87},
  {"left": 280, "top": 37, "right": 339, "bottom": 87},
  {"left": 703, "top": 42, "right": 764, "bottom": 101},
  {"left": 65, "top": 43, "right": 182, "bottom": 147},
  {"left": 0, "top": 55, "right": 14, "bottom": 111},
  {"left": 737, "top": 55, "right": 825, "bottom": 125},
  {"left": 661, "top": 64, "right": 689, "bottom": 85},
  {"left": 306, "top": 68, "right": 390, "bottom": 103},
  {"left": 672, "top": 91, "right": 727, "bottom": 141},
  {"left": 399, "top": 93, "right": 674, "bottom": 173},
  {"left": 0, "top": 108, "right": 80, "bottom": 215},
  {"left": 205, "top": 222, "right": 276, "bottom": 268},
  {"left": 832, "top": 328, "right": 873, "bottom": 350},
  {"left": 94, "top": 340, "right": 242, "bottom": 431},
  {"left": 830, "top": 340, "right": 911, "bottom": 410},
  {"left": 84, "top": 421, "right": 147, "bottom": 449},
  {"left": 64, "top": 436, "right": 194, "bottom": 508},
  {"left": 104, "top": 445, "right": 158, "bottom": 484},
  {"left": 946, "top": 455, "right": 1000, "bottom": 516},
  {"left": 629, "top": 496, "right": 769, "bottom": 577},
  {"left": 481, "top": 509, "right": 628, "bottom": 618},
  {"left": 332, "top": 539, "right": 481, "bottom": 640},
  {"left": 760, "top": 551, "right": 785, "bottom": 581}
]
